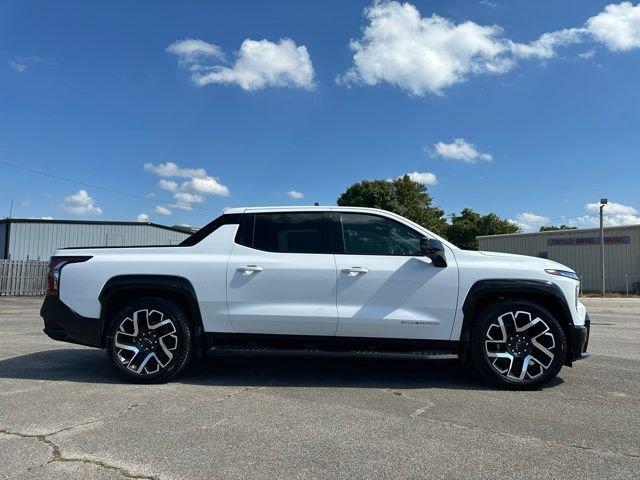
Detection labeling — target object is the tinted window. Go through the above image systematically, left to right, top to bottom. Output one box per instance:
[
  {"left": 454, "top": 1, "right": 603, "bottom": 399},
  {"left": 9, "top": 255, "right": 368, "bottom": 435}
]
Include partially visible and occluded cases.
[
  {"left": 250, "top": 213, "right": 329, "bottom": 254},
  {"left": 340, "top": 213, "right": 422, "bottom": 256}
]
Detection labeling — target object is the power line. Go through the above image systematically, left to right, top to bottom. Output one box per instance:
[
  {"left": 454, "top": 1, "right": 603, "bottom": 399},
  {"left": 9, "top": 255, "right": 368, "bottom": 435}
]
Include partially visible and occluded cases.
[
  {"left": 0, "top": 160, "right": 219, "bottom": 212},
  {"left": 0, "top": 160, "right": 611, "bottom": 222}
]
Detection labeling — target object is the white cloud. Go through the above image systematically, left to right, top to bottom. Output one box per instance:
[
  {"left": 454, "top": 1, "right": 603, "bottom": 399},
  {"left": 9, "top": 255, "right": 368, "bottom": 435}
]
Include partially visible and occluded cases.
[
  {"left": 338, "top": 1, "right": 640, "bottom": 95},
  {"left": 480, "top": 1, "right": 497, "bottom": 7},
  {"left": 586, "top": 1, "right": 640, "bottom": 51},
  {"left": 337, "top": 2, "right": 514, "bottom": 95},
  {"left": 168, "top": 37, "right": 315, "bottom": 91},
  {"left": 166, "top": 39, "right": 224, "bottom": 63},
  {"left": 9, "top": 61, "right": 27, "bottom": 73},
  {"left": 431, "top": 138, "right": 492, "bottom": 163},
  {"left": 144, "top": 161, "right": 230, "bottom": 211},
  {"left": 144, "top": 162, "right": 206, "bottom": 179},
  {"left": 403, "top": 171, "right": 437, "bottom": 185},
  {"left": 181, "top": 177, "right": 229, "bottom": 196},
  {"left": 158, "top": 179, "right": 178, "bottom": 193},
  {"left": 63, "top": 190, "right": 102, "bottom": 216},
  {"left": 287, "top": 190, "right": 305, "bottom": 199},
  {"left": 173, "top": 191, "right": 204, "bottom": 204},
  {"left": 582, "top": 201, "right": 640, "bottom": 226},
  {"left": 586, "top": 201, "right": 638, "bottom": 215},
  {"left": 530, "top": 202, "right": 640, "bottom": 230},
  {"left": 154, "top": 205, "right": 172, "bottom": 216},
  {"left": 509, "top": 212, "right": 550, "bottom": 232},
  {"left": 137, "top": 213, "right": 150, "bottom": 222}
]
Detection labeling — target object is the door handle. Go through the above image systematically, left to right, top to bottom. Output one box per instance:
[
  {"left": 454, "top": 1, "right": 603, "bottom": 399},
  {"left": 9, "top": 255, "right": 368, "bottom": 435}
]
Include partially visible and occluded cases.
[
  {"left": 237, "top": 265, "right": 263, "bottom": 275},
  {"left": 342, "top": 266, "right": 368, "bottom": 277}
]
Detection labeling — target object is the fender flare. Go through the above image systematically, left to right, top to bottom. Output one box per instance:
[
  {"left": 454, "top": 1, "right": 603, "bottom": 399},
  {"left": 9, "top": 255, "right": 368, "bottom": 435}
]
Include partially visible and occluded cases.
[
  {"left": 98, "top": 275, "right": 205, "bottom": 354},
  {"left": 459, "top": 279, "right": 575, "bottom": 364}
]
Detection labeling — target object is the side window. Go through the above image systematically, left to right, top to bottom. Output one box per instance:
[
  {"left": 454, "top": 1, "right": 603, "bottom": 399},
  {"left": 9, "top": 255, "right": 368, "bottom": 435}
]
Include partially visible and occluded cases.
[
  {"left": 246, "top": 213, "right": 329, "bottom": 254},
  {"left": 340, "top": 213, "right": 422, "bottom": 256}
]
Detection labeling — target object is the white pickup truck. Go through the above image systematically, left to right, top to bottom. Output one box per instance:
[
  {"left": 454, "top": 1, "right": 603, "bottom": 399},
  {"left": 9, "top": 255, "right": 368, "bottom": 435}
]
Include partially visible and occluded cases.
[{"left": 41, "top": 206, "right": 590, "bottom": 387}]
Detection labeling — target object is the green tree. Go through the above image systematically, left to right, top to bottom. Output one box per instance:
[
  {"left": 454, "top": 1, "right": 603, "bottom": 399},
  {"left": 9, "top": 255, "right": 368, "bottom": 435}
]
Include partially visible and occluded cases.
[
  {"left": 337, "top": 176, "right": 448, "bottom": 234},
  {"left": 446, "top": 208, "right": 519, "bottom": 250},
  {"left": 539, "top": 225, "right": 577, "bottom": 232}
]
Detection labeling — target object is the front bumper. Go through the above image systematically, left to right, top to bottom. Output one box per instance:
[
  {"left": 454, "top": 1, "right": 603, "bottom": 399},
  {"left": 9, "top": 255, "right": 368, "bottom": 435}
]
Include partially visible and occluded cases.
[
  {"left": 41, "top": 295, "right": 102, "bottom": 348},
  {"left": 570, "top": 313, "right": 590, "bottom": 362}
]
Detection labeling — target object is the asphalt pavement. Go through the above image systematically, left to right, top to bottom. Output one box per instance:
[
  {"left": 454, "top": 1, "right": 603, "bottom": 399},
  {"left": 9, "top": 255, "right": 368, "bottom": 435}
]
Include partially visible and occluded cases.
[{"left": 1, "top": 296, "right": 638, "bottom": 479}]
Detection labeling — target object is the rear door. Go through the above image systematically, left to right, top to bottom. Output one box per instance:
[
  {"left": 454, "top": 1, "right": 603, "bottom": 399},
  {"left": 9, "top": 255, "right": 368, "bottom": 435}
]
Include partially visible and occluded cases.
[
  {"left": 226, "top": 211, "right": 339, "bottom": 336},
  {"left": 334, "top": 212, "right": 458, "bottom": 340}
]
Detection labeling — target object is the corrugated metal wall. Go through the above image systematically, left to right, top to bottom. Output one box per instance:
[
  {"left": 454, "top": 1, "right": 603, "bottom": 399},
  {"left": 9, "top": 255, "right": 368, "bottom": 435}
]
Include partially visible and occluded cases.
[
  {"left": 4, "top": 222, "right": 189, "bottom": 261},
  {"left": 0, "top": 223, "right": 6, "bottom": 258},
  {"left": 478, "top": 225, "right": 640, "bottom": 292}
]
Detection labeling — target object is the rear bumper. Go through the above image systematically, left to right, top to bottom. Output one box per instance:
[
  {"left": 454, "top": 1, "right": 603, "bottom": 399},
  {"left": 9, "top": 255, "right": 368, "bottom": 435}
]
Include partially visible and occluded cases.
[
  {"left": 41, "top": 295, "right": 102, "bottom": 348},
  {"left": 570, "top": 314, "right": 590, "bottom": 362}
]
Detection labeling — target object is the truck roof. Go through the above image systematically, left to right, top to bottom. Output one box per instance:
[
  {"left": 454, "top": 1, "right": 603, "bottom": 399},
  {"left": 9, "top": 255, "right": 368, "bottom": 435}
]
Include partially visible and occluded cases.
[{"left": 223, "top": 206, "right": 394, "bottom": 214}]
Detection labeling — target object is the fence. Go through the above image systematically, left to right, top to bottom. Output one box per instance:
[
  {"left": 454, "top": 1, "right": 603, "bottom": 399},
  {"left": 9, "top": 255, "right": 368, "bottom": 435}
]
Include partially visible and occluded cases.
[
  {"left": 0, "top": 260, "right": 49, "bottom": 296},
  {"left": 579, "top": 275, "right": 640, "bottom": 295}
]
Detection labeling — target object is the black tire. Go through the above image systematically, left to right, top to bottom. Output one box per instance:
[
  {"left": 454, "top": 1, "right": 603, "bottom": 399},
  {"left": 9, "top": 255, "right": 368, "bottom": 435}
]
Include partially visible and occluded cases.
[
  {"left": 106, "top": 297, "right": 193, "bottom": 383},
  {"left": 470, "top": 299, "right": 566, "bottom": 389}
]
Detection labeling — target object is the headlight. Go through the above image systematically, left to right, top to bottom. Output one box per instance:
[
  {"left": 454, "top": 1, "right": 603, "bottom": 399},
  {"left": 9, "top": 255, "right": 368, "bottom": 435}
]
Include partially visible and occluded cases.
[{"left": 545, "top": 269, "right": 579, "bottom": 281}]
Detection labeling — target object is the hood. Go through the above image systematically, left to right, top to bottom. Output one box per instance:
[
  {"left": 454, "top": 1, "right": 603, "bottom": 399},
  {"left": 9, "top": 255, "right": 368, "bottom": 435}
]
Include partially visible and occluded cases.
[{"left": 476, "top": 250, "right": 571, "bottom": 271}]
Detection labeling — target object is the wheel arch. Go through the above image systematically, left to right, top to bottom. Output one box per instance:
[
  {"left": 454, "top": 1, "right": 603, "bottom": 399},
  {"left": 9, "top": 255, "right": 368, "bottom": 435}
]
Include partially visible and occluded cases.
[
  {"left": 98, "top": 275, "right": 205, "bottom": 356},
  {"left": 460, "top": 279, "right": 576, "bottom": 366}
]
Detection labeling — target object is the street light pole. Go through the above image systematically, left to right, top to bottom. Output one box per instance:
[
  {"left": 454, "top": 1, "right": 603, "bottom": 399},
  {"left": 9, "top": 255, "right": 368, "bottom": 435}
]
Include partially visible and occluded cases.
[{"left": 600, "top": 198, "right": 608, "bottom": 297}]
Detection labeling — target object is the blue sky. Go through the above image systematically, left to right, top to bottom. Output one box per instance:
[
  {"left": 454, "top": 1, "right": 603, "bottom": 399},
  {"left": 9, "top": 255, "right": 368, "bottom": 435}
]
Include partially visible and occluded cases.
[{"left": 1, "top": 0, "right": 639, "bottom": 231}]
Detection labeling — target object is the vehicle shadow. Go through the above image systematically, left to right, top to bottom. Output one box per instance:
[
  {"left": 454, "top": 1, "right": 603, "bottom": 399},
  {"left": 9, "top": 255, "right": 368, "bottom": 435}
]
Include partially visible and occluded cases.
[{"left": 0, "top": 348, "right": 563, "bottom": 390}]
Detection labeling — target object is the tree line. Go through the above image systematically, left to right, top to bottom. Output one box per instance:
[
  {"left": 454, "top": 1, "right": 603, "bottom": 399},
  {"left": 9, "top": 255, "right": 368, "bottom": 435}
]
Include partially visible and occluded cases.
[{"left": 337, "top": 175, "right": 571, "bottom": 250}]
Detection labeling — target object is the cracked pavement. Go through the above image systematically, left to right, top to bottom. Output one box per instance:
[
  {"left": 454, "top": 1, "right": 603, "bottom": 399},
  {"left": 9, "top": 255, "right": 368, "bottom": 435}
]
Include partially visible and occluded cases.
[{"left": 1, "top": 296, "right": 639, "bottom": 479}]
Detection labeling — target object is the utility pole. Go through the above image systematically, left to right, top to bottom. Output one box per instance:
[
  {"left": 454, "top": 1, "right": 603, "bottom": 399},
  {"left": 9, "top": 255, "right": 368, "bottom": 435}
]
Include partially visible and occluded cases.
[
  {"left": 600, "top": 198, "right": 608, "bottom": 297},
  {"left": 8, "top": 199, "right": 13, "bottom": 219}
]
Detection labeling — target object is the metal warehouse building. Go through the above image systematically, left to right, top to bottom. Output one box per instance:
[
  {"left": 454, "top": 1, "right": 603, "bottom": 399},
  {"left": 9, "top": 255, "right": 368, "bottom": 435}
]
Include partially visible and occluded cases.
[
  {"left": 0, "top": 219, "right": 191, "bottom": 261},
  {"left": 478, "top": 224, "right": 640, "bottom": 293}
]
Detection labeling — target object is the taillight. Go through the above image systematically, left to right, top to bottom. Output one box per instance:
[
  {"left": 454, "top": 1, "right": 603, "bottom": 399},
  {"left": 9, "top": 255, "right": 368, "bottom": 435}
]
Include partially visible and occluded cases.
[{"left": 46, "top": 256, "right": 92, "bottom": 296}]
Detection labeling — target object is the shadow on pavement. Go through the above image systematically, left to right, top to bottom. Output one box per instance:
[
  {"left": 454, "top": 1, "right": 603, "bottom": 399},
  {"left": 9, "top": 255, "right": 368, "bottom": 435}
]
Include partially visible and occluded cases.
[{"left": 0, "top": 348, "right": 563, "bottom": 390}]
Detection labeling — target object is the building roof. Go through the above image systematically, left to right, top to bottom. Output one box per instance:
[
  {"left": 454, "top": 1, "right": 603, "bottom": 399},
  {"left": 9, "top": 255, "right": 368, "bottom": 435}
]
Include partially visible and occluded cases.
[
  {"left": 0, "top": 218, "right": 189, "bottom": 234},
  {"left": 477, "top": 223, "right": 640, "bottom": 239}
]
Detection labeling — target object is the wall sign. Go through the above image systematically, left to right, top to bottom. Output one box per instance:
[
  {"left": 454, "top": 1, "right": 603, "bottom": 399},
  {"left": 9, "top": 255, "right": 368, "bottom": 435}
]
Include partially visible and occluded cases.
[{"left": 547, "top": 236, "right": 631, "bottom": 246}]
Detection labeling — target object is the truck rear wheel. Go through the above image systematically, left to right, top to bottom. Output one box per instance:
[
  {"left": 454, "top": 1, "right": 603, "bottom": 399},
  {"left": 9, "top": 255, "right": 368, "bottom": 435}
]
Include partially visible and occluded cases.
[
  {"left": 106, "top": 297, "right": 193, "bottom": 383},
  {"left": 470, "top": 299, "right": 566, "bottom": 389}
]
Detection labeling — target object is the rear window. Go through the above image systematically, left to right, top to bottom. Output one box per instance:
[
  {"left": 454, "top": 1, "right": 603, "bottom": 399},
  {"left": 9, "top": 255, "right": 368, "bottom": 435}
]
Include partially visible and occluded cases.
[{"left": 236, "top": 212, "right": 330, "bottom": 254}]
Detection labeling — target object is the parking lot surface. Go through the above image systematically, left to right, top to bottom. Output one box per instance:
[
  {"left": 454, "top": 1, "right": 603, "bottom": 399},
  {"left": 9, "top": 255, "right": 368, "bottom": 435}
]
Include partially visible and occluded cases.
[{"left": 1, "top": 296, "right": 639, "bottom": 480}]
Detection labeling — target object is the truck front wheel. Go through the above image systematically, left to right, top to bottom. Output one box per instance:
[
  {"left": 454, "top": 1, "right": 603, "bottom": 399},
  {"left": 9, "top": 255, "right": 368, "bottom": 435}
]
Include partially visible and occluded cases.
[
  {"left": 106, "top": 297, "right": 193, "bottom": 383},
  {"left": 470, "top": 299, "right": 567, "bottom": 389}
]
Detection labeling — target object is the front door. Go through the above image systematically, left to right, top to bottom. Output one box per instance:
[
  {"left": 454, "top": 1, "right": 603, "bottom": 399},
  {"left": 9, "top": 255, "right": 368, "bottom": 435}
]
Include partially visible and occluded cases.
[
  {"left": 226, "top": 212, "right": 338, "bottom": 336},
  {"left": 334, "top": 212, "right": 458, "bottom": 340}
]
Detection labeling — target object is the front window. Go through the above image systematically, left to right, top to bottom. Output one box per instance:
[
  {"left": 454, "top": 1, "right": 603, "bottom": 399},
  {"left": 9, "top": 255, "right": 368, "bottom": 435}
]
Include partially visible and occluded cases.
[{"left": 340, "top": 213, "right": 422, "bottom": 256}]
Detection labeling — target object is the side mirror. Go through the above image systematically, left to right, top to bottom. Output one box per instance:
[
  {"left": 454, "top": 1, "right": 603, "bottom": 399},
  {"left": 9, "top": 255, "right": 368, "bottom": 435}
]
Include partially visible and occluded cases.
[{"left": 420, "top": 237, "right": 447, "bottom": 268}]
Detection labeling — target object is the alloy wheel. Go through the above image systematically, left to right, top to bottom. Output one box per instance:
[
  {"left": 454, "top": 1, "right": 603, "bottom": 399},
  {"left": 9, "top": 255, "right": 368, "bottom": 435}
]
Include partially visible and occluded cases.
[
  {"left": 114, "top": 309, "right": 179, "bottom": 375},
  {"left": 484, "top": 310, "right": 556, "bottom": 381}
]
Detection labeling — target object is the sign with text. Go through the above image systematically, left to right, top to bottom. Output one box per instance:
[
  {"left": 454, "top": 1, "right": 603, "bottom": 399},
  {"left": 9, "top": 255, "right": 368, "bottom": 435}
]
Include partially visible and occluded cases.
[{"left": 547, "top": 236, "right": 631, "bottom": 246}]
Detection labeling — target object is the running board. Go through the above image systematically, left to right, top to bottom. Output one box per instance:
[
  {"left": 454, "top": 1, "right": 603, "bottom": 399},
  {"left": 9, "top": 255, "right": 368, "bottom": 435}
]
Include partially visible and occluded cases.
[{"left": 206, "top": 345, "right": 459, "bottom": 361}]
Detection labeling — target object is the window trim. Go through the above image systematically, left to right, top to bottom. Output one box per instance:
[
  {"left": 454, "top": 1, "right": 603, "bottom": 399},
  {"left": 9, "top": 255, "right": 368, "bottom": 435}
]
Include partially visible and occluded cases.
[
  {"left": 234, "top": 211, "right": 334, "bottom": 255},
  {"left": 336, "top": 212, "right": 427, "bottom": 257},
  {"left": 179, "top": 213, "right": 241, "bottom": 247}
]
